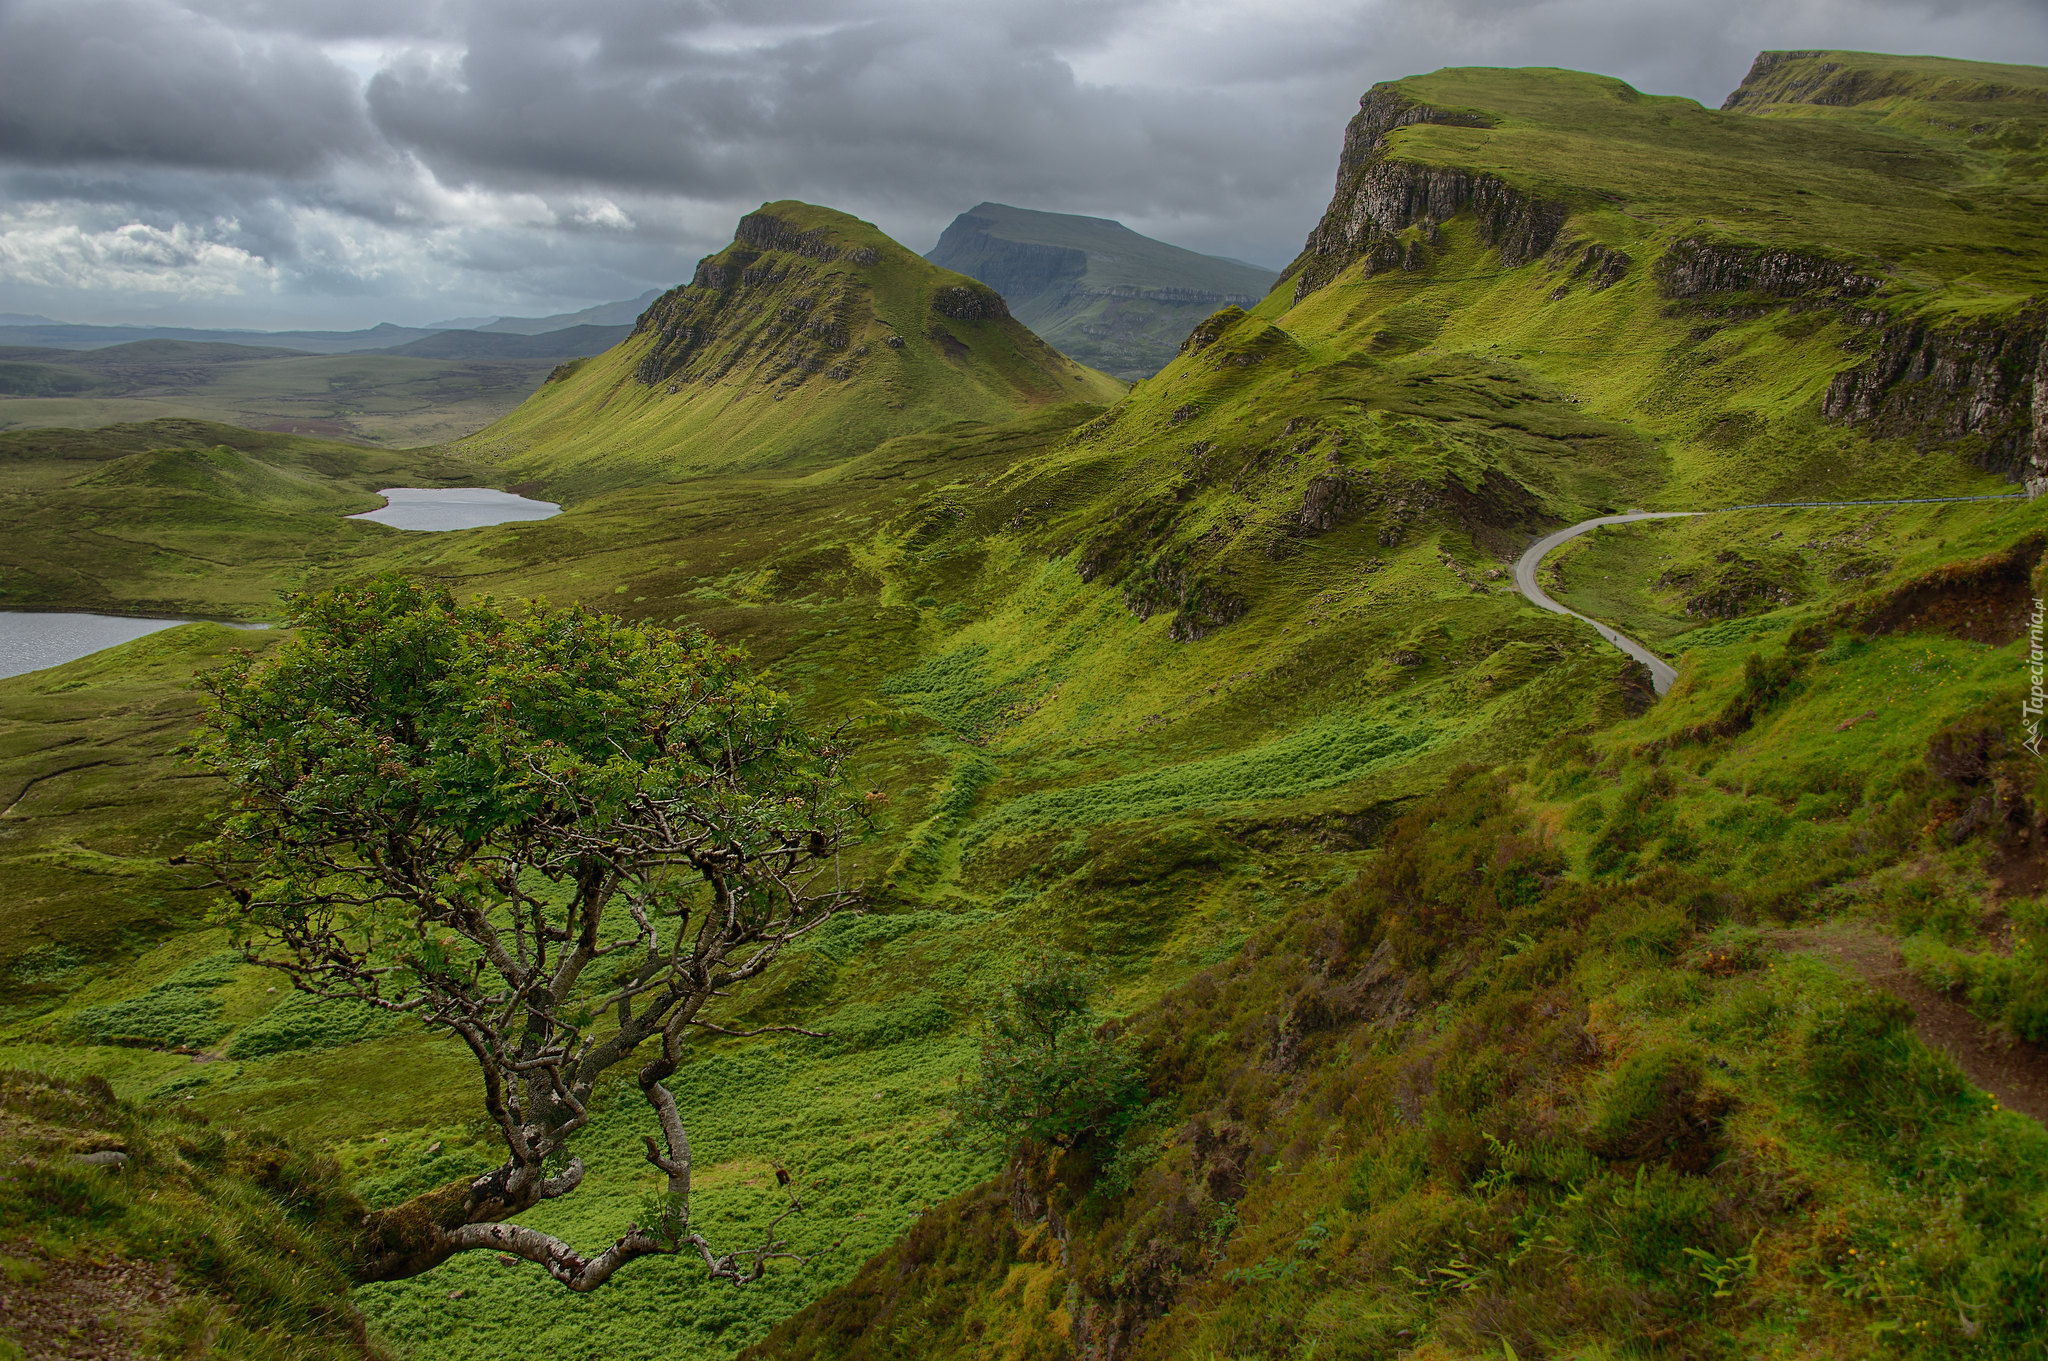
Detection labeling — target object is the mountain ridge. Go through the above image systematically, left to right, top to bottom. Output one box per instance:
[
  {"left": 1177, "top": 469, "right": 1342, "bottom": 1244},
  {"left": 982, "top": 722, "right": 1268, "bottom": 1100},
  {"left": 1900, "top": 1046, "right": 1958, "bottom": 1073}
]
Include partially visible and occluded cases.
[
  {"left": 458, "top": 200, "right": 1123, "bottom": 498},
  {"left": 926, "top": 202, "right": 1279, "bottom": 380}
]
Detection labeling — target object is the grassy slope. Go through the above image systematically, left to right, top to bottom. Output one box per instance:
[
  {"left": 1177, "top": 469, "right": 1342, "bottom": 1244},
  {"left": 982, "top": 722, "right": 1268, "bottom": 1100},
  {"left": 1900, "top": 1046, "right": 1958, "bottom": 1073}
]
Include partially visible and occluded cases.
[
  {"left": 0, "top": 54, "right": 2042, "bottom": 1361},
  {"left": 1388, "top": 63, "right": 2048, "bottom": 314},
  {"left": 459, "top": 202, "right": 1125, "bottom": 501},
  {"left": 0, "top": 420, "right": 482, "bottom": 618},
  {"left": 747, "top": 537, "right": 2048, "bottom": 1356},
  {"left": 0, "top": 1069, "right": 380, "bottom": 1359}
]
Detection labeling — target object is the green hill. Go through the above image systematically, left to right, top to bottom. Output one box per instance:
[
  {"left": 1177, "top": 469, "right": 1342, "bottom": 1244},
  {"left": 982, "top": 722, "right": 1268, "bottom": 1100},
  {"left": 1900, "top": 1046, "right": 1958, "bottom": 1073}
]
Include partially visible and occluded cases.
[
  {"left": 0, "top": 48, "right": 2045, "bottom": 1361},
  {"left": 459, "top": 202, "right": 1126, "bottom": 500},
  {"left": 926, "top": 202, "right": 1280, "bottom": 380}
]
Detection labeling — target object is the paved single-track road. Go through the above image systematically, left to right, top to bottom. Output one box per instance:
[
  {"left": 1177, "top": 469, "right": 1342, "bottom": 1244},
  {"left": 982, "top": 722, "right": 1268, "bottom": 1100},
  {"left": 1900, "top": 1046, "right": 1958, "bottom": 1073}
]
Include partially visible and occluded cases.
[{"left": 1513, "top": 495, "right": 2030, "bottom": 697}]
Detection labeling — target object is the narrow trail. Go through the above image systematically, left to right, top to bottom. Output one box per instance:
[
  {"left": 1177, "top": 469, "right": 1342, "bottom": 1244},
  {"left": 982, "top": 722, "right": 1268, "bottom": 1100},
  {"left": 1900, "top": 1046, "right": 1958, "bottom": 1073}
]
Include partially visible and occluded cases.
[
  {"left": 1512, "top": 493, "right": 2030, "bottom": 696},
  {"left": 1774, "top": 926, "right": 2048, "bottom": 1126}
]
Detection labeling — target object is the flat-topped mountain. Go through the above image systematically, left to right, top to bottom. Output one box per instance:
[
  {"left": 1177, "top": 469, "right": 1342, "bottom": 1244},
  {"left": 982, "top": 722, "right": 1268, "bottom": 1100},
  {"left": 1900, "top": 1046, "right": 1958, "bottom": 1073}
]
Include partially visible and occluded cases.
[
  {"left": 467, "top": 201, "right": 1124, "bottom": 497},
  {"left": 926, "top": 202, "right": 1277, "bottom": 380}
]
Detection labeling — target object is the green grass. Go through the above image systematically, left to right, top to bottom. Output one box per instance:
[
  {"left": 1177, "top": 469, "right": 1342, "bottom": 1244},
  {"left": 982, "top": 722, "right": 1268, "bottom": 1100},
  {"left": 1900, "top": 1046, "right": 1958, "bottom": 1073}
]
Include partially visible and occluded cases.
[
  {"left": 0, "top": 55, "right": 2041, "bottom": 1361},
  {"left": 460, "top": 202, "right": 1125, "bottom": 502},
  {"left": 0, "top": 419, "right": 482, "bottom": 616},
  {"left": 747, "top": 540, "right": 2048, "bottom": 1354},
  {"left": 0, "top": 1068, "right": 377, "bottom": 1359}
]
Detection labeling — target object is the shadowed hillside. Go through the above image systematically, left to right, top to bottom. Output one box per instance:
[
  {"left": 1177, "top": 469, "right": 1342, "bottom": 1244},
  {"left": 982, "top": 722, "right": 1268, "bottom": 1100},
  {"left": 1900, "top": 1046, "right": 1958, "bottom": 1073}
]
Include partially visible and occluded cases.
[{"left": 926, "top": 203, "right": 1279, "bottom": 380}]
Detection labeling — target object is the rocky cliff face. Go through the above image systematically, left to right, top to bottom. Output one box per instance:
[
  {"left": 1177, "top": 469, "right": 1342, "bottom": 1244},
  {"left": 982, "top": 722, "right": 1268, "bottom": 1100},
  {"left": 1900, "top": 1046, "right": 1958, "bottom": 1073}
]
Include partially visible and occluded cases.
[
  {"left": 1722, "top": 48, "right": 2048, "bottom": 113},
  {"left": 1283, "top": 83, "right": 1568, "bottom": 302},
  {"left": 630, "top": 210, "right": 868, "bottom": 391},
  {"left": 1654, "top": 237, "right": 1881, "bottom": 301},
  {"left": 1823, "top": 307, "right": 2047, "bottom": 489}
]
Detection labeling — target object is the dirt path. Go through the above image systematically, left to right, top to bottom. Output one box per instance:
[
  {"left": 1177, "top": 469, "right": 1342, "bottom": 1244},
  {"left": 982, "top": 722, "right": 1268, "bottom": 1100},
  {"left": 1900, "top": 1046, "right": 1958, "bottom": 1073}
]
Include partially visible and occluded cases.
[{"left": 1774, "top": 926, "right": 2048, "bottom": 1125}]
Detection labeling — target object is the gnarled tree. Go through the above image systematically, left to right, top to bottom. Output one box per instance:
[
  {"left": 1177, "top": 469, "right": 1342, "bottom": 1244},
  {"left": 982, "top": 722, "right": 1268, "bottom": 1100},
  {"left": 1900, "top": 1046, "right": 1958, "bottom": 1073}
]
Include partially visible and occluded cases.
[{"left": 185, "top": 575, "right": 865, "bottom": 1291}]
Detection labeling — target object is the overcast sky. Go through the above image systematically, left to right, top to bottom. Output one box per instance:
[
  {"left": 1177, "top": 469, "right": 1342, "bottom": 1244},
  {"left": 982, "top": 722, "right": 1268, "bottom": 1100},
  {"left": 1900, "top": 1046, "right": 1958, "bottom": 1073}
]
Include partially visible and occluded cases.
[{"left": 0, "top": 0, "right": 2042, "bottom": 331}]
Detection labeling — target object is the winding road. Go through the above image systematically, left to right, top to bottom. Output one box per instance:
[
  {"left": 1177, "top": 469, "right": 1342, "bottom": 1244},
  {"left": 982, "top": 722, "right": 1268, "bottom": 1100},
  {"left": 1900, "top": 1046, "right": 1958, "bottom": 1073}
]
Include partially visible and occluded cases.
[{"left": 1512, "top": 494, "right": 2030, "bottom": 698}]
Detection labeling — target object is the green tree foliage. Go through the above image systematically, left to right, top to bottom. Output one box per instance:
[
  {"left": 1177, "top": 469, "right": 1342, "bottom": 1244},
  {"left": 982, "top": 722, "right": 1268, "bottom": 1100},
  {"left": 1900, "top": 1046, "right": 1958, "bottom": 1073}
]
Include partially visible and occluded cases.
[
  {"left": 184, "top": 574, "right": 866, "bottom": 1290},
  {"left": 949, "top": 950, "right": 1142, "bottom": 1152}
]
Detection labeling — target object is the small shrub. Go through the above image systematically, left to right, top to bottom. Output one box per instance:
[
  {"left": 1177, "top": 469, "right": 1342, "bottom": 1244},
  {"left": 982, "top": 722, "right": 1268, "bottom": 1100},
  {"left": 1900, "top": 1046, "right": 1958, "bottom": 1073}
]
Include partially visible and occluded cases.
[{"left": 947, "top": 950, "right": 1143, "bottom": 1152}]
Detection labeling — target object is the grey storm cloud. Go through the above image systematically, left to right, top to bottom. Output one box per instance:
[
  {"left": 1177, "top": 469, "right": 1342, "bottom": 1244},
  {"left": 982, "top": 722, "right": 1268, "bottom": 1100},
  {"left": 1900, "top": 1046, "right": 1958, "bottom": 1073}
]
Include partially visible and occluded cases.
[
  {"left": 0, "top": 0, "right": 2044, "bottom": 328},
  {"left": 0, "top": 0, "right": 375, "bottom": 174}
]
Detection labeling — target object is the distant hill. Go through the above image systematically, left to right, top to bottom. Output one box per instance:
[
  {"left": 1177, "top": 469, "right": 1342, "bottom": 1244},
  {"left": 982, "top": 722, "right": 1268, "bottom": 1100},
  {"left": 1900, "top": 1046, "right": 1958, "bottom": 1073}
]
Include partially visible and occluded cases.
[
  {"left": 466, "top": 201, "right": 1125, "bottom": 497},
  {"left": 925, "top": 203, "right": 1278, "bottom": 379},
  {"left": 0, "top": 291, "right": 664, "bottom": 353},
  {"left": 477, "top": 291, "right": 663, "bottom": 335},
  {"left": 0, "top": 320, "right": 441, "bottom": 354},
  {"left": 372, "top": 324, "right": 634, "bottom": 360}
]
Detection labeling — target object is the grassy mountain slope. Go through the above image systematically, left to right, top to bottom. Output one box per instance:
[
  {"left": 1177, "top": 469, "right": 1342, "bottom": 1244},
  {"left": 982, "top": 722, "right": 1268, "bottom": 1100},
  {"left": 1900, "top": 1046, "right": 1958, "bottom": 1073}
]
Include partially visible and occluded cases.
[
  {"left": 0, "top": 50, "right": 2044, "bottom": 1361},
  {"left": 460, "top": 202, "right": 1124, "bottom": 500},
  {"left": 927, "top": 202, "right": 1279, "bottom": 380},
  {"left": 0, "top": 420, "right": 478, "bottom": 617},
  {"left": 747, "top": 532, "right": 2048, "bottom": 1355},
  {"left": 0, "top": 1069, "right": 380, "bottom": 1359}
]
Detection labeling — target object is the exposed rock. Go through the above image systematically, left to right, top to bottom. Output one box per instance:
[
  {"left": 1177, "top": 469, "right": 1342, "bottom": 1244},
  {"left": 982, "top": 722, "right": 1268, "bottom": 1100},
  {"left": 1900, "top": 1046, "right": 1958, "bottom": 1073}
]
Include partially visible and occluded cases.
[
  {"left": 1283, "top": 83, "right": 1566, "bottom": 302},
  {"left": 732, "top": 211, "right": 841, "bottom": 261},
  {"left": 1655, "top": 236, "right": 1881, "bottom": 301},
  {"left": 1559, "top": 241, "right": 1632, "bottom": 290},
  {"left": 930, "top": 283, "right": 1011, "bottom": 323},
  {"left": 1178, "top": 306, "right": 1246, "bottom": 356},
  {"left": 1822, "top": 306, "right": 2047, "bottom": 486},
  {"left": 1298, "top": 473, "right": 1362, "bottom": 533},
  {"left": 68, "top": 1149, "right": 129, "bottom": 1169}
]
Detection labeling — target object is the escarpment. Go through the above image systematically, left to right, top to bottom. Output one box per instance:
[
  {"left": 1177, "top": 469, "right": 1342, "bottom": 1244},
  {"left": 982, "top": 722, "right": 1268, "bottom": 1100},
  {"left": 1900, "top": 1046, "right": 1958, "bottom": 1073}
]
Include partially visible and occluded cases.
[
  {"left": 1723, "top": 48, "right": 2048, "bottom": 113},
  {"left": 1284, "top": 83, "right": 1565, "bottom": 301},
  {"left": 927, "top": 212, "right": 1088, "bottom": 300},
  {"left": 1654, "top": 237, "right": 1882, "bottom": 302},
  {"left": 1823, "top": 307, "right": 2048, "bottom": 487}
]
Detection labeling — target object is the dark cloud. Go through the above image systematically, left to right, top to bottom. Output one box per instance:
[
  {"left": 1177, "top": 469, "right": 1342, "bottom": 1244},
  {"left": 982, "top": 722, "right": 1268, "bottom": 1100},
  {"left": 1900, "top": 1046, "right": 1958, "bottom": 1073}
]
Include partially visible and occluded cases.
[
  {"left": 0, "top": 0, "right": 2044, "bottom": 328},
  {"left": 0, "top": 0, "right": 374, "bottom": 174}
]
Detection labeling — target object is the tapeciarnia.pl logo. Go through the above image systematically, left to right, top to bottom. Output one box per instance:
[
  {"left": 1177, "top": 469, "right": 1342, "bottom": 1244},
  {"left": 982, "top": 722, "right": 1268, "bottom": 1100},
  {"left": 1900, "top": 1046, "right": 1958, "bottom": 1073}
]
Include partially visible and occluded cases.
[{"left": 2027, "top": 597, "right": 2045, "bottom": 758}]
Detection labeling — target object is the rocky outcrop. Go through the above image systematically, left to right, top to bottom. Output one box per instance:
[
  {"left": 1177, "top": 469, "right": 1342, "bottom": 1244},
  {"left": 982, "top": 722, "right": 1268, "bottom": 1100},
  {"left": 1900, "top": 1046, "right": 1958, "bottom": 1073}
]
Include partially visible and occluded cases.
[
  {"left": 1722, "top": 49, "right": 2048, "bottom": 113},
  {"left": 1283, "top": 82, "right": 1566, "bottom": 302},
  {"left": 731, "top": 211, "right": 842, "bottom": 261},
  {"left": 631, "top": 224, "right": 863, "bottom": 390},
  {"left": 1655, "top": 236, "right": 1880, "bottom": 301},
  {"left": 1558, "top": 242, "right": 1632, "bottom": 291},
  {"left": 930, "top": 282, "right": 1011, "bottom": 323},
  {"left": 1178, "top": 306, "right": 1246, "bottom": 357},
  {"left": 1822, "top": 306, "right": 2047, "bottom": 487}
]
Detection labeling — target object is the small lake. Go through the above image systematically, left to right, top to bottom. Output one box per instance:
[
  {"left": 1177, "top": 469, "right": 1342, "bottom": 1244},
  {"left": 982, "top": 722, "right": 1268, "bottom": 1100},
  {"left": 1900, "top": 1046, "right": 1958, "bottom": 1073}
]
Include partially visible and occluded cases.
[
  {"left": 350, "top": 487, "right": 561, "bottom": 532},
  {"left": 0, "top": 613, "right": 266, "bottom": 681}
]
